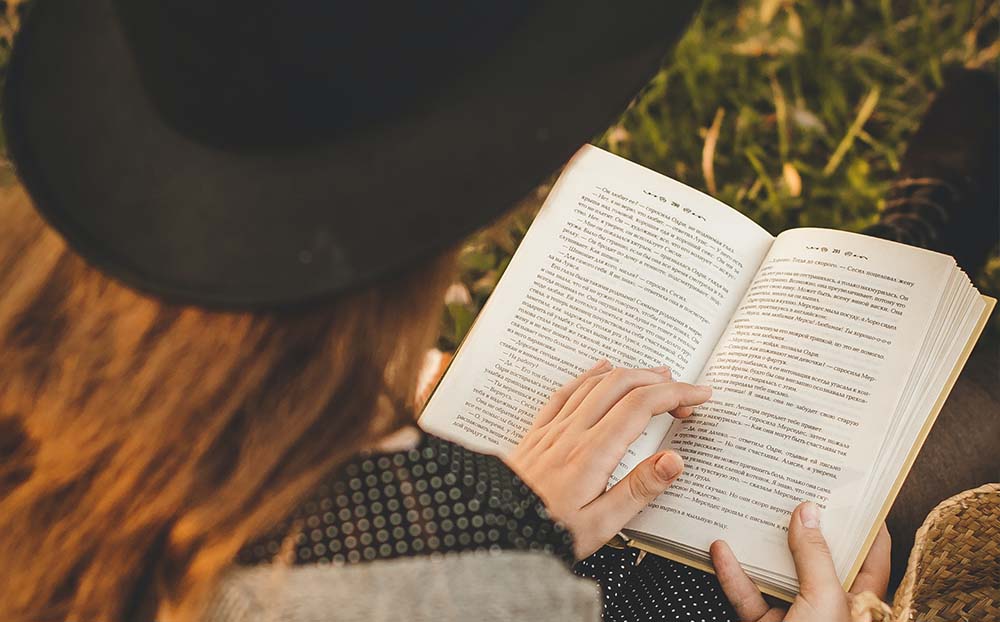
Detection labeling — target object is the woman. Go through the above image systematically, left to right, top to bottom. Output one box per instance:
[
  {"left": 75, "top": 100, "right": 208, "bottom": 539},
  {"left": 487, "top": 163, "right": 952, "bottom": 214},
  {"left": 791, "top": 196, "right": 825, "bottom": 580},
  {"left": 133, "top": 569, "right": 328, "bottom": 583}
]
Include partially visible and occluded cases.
[{"left": 0, "top": 1, "right": 888, "bottom": 621}]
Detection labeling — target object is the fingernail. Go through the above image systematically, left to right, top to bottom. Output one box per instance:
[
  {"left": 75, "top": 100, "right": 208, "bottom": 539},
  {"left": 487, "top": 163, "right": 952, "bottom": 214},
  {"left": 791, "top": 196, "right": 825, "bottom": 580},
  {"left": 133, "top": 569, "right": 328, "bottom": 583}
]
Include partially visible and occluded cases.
[
  {"left": 591, "top": 359, "right": 611, "bottom": 371},
  {"left": 651, "top": 366, "right": 671, "bottom": 377},
  {"left": 696, "top": 384, "right": 713, "bottom": 397},
  {"left": 654, "top": 452, "right": 684, "bottom": 480},
  {"left": 800, "top": 501, "right": 821, "bottom": 528},
  {"left": 711, "top": 539, "right": 733, "bottom": 558}
]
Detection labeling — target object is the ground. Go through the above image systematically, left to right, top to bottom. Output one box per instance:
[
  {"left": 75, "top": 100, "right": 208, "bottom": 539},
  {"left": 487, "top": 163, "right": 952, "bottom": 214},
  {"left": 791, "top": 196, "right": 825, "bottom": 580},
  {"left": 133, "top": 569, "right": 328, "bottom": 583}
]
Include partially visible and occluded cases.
[{"left": 441, "top": 0, "right": 1000, "bottom": 350}]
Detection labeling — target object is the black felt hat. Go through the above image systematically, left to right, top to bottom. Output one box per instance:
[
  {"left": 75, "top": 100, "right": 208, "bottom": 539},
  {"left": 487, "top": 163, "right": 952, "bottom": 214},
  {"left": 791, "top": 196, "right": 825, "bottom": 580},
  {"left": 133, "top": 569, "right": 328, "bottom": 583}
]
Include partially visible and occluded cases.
[{"left": 4, "top": 0, "right": 699, "bottom": 309}]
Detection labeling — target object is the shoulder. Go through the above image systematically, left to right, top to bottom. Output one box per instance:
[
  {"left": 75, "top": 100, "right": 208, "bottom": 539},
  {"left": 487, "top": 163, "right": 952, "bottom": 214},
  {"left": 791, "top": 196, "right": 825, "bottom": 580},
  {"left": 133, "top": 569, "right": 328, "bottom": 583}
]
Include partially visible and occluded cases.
[{"left": 209, "top": 551, "right": 601, "bottom": 622}]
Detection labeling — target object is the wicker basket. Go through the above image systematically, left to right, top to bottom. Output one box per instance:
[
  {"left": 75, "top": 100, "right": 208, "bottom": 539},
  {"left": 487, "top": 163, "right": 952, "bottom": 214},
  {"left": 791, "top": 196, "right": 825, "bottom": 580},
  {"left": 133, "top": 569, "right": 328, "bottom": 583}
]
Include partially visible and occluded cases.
[{"left": 892, "top": 483, "right": 1000, "bottom": 621}]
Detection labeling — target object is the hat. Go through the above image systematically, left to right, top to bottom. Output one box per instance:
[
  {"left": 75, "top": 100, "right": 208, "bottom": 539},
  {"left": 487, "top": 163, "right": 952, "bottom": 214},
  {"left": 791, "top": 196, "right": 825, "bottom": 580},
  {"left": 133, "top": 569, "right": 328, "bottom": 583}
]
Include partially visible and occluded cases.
[{"left": 3, "top": 0, "right": 699, "bottom": 309}]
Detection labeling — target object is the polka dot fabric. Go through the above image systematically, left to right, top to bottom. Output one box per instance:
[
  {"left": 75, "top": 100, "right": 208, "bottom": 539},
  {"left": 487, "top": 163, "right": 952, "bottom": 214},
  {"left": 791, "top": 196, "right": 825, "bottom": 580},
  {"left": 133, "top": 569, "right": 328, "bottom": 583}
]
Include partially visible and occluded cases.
[
  {"left": 237, "top": 433, "right": 737, "bottom": 621},
  {"left": 575, "top": 547, "right": 737, "bottom": 621}
]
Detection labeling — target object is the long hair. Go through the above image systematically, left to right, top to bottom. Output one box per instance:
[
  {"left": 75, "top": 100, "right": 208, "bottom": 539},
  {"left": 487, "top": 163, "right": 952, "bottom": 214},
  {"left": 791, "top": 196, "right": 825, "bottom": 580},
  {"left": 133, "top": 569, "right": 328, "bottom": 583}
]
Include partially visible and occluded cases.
[{"left": 0, "top": 185, "right": 457, "bottom": 622}]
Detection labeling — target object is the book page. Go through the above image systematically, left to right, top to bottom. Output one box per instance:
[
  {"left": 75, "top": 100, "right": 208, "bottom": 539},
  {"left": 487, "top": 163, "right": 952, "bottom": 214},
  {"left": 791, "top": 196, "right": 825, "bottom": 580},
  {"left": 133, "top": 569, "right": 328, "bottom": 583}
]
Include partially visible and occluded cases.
[
  {"left": 420, "top": 146, "right": 773, "bottom": 478},
  {"left": 627, "top": 228, "right": 956, "bottom": 580}
]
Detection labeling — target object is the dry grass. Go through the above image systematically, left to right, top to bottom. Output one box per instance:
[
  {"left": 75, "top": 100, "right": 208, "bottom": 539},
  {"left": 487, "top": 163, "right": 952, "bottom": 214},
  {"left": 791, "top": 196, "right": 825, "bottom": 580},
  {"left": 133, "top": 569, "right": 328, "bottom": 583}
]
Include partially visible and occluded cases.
[{"left": 443, "top": 0, "right": 999, "bottom": 348}]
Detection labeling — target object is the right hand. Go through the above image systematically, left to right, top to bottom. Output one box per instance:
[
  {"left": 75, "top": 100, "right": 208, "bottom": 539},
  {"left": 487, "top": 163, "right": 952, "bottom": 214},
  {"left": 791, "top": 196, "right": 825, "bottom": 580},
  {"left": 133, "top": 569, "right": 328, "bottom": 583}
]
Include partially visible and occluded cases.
[
  {"left": 505, "top": 360, "right": 713, "bottom": 558},
  {"left": 710, "top": 502, "right": 892, "bottom": 622}
]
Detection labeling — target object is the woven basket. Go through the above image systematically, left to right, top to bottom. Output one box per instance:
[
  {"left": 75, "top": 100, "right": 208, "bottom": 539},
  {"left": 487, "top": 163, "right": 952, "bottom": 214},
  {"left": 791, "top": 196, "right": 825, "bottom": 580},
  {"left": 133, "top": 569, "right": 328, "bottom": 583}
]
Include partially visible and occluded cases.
[{"left": 892, "top": 483, "right": 1000, "bottom": 621}]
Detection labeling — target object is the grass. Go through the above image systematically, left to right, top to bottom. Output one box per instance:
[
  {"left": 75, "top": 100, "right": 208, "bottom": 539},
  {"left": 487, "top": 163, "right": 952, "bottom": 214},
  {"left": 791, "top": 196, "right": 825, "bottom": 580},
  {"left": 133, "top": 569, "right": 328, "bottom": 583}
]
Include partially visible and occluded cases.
[{"left": 442, "top": 0, "right": 1000, "bottom": 350}]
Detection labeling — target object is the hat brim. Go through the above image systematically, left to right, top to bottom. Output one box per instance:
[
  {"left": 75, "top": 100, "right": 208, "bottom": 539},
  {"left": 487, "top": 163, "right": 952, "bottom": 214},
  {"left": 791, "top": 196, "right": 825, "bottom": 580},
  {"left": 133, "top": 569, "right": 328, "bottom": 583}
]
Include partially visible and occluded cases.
[{"left": 4, "top": 0, "right": 699, "bottom": 309}]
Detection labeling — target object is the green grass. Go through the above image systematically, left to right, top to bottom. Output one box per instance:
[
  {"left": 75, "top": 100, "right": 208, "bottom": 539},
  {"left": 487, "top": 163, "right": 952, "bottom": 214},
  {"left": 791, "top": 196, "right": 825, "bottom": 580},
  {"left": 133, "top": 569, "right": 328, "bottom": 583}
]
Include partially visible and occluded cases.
[{"left": 442, "top": 0, "right": 1000, "bottom": 350}]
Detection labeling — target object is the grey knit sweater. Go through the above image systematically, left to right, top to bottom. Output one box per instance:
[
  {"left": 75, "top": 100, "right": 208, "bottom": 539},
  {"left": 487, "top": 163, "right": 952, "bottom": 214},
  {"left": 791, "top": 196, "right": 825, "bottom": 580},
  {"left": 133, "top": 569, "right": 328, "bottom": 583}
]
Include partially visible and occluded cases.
[{"left": 203, "top": 551, "right": 601, "bottom": 622}]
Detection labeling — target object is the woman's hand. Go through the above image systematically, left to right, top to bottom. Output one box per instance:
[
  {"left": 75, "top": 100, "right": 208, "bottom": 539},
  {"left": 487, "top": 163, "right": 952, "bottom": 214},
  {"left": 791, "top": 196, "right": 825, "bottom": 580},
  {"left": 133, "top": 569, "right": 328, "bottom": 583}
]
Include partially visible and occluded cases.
[
  {"left": 505, "top": 360, "right": 712, "bottom": 558},
  {"left": 710, "top": 502, "right": 892, "bottom": 622}
]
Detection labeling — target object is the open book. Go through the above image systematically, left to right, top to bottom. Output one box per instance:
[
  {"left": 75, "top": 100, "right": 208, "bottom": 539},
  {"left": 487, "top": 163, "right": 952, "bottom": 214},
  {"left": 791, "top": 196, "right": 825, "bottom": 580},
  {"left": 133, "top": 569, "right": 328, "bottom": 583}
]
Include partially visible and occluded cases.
[{"left": 420, "top": 145, "right": 994, "bottom": 600}]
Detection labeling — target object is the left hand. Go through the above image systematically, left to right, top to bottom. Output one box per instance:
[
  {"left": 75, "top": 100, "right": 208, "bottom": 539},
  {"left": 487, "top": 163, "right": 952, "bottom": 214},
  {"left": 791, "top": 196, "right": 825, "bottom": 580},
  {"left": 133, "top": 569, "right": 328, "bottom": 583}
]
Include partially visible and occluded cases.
[{"left": 505, "top": 360, "right": 712, "bottom": 558}]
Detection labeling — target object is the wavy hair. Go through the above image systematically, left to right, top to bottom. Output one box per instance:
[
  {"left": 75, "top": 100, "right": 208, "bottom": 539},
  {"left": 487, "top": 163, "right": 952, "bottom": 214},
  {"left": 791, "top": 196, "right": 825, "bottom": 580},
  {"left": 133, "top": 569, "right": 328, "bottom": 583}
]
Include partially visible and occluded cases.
[{"left": 0, "top": 185, "right": 457, "bottom": 621}]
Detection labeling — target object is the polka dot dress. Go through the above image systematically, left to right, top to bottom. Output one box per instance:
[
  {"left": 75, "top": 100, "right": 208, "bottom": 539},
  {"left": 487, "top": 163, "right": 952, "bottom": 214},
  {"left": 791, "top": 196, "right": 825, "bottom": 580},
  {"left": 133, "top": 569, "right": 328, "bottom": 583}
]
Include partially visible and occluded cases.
[
  {"left": 237, "top": 433, "right": 737, "bottom": 621},
  {"left": 575, "top": 547, "right": 736, "bottom": 621}
]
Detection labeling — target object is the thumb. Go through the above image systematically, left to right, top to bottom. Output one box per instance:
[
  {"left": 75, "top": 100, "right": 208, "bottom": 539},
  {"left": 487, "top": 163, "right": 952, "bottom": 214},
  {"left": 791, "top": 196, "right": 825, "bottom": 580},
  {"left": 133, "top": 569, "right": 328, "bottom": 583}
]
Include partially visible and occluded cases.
[
  {"left": 579, "top": 451, "right": 683, "bottom": 547},
  {"left": 621, "top": 451, "right": 684, "bottom": 510},
  {"left": 787, "top": 502, "right": 842, "bottom": 601}
]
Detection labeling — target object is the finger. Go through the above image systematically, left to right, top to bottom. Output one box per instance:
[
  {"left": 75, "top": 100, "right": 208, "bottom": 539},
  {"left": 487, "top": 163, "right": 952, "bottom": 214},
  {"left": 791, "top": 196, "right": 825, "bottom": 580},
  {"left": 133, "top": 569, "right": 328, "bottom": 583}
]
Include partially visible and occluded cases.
[
  {"left": 531, "top": 359, "right": 612, "bottom": 430},
  {"left": 555, "top": 366, "right": 671, "bottom": 427},
  {"left": 567, "top": 367, "right": 675, "bottom": 432},
  {"left": 548, "top": 370, "right": 613, "bottom": 427},
  {"left": 590, "top": 382, "right": 712, "bottom": 447},
  {"left": 671, "top": 404, "right": 696, "bottom": 418},
  {"left": 576, "top": 451, "right": 683, "bottom": 550},
  {"left": 787, "top": 502, "right": 841, "bottom": 599},
  {"left": 849, "top": 523, "right": 891, "bottom": 598},
  {"left": 710, "top": 540, "right": 772, "bottom": 622},
  {"left": 758, "top": 608, "right": 787, "bottom": 622}
]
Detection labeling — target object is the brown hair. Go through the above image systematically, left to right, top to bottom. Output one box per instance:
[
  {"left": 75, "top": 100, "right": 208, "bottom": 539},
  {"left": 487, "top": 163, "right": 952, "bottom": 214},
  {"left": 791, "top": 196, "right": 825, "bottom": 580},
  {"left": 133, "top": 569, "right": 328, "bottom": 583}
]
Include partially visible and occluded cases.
[{"left": 0, "top": 185, "right": 457, "bottom": 622}]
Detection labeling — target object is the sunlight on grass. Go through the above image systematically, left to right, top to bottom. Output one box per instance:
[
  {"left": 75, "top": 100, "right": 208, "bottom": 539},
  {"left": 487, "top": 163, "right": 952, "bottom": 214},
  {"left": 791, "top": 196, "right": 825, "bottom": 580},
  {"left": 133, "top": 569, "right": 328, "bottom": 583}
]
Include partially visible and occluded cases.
[{"left": 443, "top": 0, "right": 999, "bottom": 349}]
